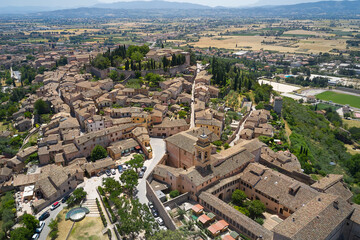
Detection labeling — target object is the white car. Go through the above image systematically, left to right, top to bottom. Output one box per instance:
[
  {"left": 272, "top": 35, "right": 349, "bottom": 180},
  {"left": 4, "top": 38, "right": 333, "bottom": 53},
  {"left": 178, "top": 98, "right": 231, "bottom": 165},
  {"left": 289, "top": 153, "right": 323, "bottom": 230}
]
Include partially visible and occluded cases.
[
  {"left": 111, "top": 169, "right": 116, "bottom": 175},
  {"left": 50, "top": 201, "right": 60, "bottom": 210},
  {"left": 156, "top": 217, "right": 164, "bottom": 226},
  {"left": 36, "top": 221, "right": 45, "bottom": 233},
  {"left": 31, "top": 233, "right": 39, "bottom": 240}
]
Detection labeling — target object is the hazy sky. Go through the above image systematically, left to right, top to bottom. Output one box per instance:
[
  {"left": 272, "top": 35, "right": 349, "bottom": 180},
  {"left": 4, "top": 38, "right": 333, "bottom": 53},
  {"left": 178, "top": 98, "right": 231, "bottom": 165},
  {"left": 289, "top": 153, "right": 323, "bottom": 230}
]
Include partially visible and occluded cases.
[{"left": 2, "top": 0, "right": 329, "bottom": 8}]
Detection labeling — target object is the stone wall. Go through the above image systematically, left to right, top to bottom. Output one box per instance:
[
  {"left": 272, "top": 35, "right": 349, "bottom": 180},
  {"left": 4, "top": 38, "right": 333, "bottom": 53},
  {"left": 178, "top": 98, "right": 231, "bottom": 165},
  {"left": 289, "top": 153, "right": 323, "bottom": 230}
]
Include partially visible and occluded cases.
[
  {"left": 90, "top": 67, "right": 109, "bottom": 79},
  {"left": 226, "top": 112, "right": 250, "bottom": 144},
  {"left": 146, "top": 180, "right": 177, "bottom": 230},
  {"left": 163, "top": 192, "right": 191, "bottom": 209}
]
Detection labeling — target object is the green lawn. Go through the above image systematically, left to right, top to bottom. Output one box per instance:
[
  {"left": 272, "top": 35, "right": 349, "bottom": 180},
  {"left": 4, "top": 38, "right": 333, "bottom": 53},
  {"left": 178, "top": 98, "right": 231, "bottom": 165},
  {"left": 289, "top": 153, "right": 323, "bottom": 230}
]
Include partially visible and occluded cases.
[{"left": 316, "top": 91, "right": 360, "bottom": 109}]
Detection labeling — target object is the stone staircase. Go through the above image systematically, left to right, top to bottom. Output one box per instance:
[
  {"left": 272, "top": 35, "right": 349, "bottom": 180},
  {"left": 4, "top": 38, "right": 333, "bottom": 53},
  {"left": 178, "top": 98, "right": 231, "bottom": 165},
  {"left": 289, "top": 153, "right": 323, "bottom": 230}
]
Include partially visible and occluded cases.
[{"left": 82, "top": 199, "right": 100, "bottom": 217}]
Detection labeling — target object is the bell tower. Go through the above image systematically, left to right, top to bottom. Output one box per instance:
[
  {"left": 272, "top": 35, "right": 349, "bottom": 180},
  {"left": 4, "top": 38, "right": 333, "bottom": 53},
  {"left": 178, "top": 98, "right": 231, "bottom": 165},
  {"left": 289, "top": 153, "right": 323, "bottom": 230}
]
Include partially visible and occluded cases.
[{"left": 195, "top": 130, "right": 212, "bottom": 168}]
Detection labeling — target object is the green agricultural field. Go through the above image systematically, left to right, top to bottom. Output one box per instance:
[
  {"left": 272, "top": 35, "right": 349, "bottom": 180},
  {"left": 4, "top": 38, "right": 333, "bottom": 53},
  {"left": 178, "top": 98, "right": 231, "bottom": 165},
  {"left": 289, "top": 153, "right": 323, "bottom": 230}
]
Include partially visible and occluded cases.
[{"left": 316, "top": 91, "right": 360, "bottom": 108}]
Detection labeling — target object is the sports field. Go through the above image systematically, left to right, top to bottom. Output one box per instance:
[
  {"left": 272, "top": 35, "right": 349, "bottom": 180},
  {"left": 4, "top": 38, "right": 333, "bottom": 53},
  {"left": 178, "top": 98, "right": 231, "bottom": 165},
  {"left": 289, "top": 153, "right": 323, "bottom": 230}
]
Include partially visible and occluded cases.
[{"left": 316, "top": 91, "right": 360, "bottom": 108}]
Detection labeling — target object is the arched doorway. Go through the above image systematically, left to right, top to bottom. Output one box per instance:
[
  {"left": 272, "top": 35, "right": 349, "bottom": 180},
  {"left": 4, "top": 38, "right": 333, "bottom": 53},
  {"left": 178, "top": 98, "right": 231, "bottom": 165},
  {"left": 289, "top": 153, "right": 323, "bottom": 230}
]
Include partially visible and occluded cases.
[{"left": 218, "top": 193, "right": 223, "bottom": 200}]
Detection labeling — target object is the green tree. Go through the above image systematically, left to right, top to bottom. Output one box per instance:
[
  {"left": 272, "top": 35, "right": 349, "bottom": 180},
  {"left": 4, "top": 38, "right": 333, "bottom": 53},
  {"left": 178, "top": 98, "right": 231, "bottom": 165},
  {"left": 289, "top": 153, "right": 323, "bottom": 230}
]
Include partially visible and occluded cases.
[
  {"left": 131, "top": 51, "right": 143, "bottom": 62},
  {"left": 92, "top": 54, "right": 111, "bottom": 70},
  {"left": 109, "top": 70, "right": 119, "bottom": 81},
  {"left": 34, "top": 99, "right": 50, "bottom": 115},
  {"left": 178, "top": 110, "right": 187, "bottom": 119},
  {"left": 24, "top": 111, "right": 32, "bottom": 119},
  {"left": 90, "top": 145, "right": 107, "bottom": 162},
  {"left": 126, "top": 154, "right": 144, "bottom": 172},
  {"left": 120, "top": 170, "right": 138, "bottom": 194},
  {"left": 102, "top": 177, "right": 122, "bottom": 198},
  {"left": 67, "top": 187, "right": 87, "bottom": 207},
  {"left": 232, "top": 189, "right": 247, "bottom": 206},
  {"left": 170, "top": 190, "right": 180, "bottom": 198},
  {"left": 353, "top": 193, "right": 360, "bottom": 204},
  {"left": 247, "top": 200, "right": 265, "bottom": 218},
  {"left": 2, "top": 209, "right": 15, "bottom": 233},
  {"left": 22, "top": 213, "right": 39, "bottom": 232},
  {"left": 48, "top": 218, "right": 58, "bottom": 240},
  {"left": 9, "top": 227, "right": 32, "bottom": 240}
]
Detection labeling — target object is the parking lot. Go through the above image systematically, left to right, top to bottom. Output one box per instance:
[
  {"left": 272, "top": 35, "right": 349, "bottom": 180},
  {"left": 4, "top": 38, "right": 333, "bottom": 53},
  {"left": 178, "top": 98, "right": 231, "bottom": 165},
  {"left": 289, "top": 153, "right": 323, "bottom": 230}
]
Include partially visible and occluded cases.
[{"left": 38, "top": 137, "right": 166, "bottom": 239}]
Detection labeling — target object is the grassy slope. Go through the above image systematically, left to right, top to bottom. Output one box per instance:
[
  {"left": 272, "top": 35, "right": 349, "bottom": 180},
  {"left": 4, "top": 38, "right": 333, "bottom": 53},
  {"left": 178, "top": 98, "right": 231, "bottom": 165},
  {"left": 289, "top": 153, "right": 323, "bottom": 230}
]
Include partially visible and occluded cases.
[
  {"left": 316, "top": 91, "right": 360, "bottom": 108},
  {"left": 282, "top": 97, "right": 351, "bottom": 174}
]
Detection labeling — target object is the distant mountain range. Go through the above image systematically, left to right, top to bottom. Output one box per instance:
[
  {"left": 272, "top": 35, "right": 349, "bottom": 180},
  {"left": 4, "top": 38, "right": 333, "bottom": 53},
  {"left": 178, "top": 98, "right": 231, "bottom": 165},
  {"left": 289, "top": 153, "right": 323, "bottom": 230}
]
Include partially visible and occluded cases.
[
  {"left": 1, "top": 0, "right": 359, "bottom": 18},
  {"left": 93, "top": 0, "right": 210, "bottom": 9}
]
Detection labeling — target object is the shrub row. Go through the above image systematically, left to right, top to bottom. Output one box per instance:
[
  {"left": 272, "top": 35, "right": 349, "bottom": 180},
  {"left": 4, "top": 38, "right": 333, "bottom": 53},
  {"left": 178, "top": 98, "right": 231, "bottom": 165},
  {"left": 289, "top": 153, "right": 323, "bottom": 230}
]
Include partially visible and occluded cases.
[
  {"left": 98, "top": 186, "right": 105, "bottom": 196},
  {"left": 103, "top": 196, "right": 117, "bottom": 223},
  {"left": 96, "top": 198, "right": 107, "bottom": 227}
]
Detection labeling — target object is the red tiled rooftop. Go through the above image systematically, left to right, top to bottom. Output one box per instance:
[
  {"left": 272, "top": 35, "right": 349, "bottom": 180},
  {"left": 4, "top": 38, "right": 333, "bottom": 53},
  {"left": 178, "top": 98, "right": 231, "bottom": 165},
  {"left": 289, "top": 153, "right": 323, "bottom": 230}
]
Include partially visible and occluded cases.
[
  {"left": 192, "top": 204, "right": 204, "bottom": 213},
  {"left": 198, "top": 214, "right": 211, "bottom": 224},
  {"left": 215, "top": 220, "right": 229, "bottom": 231},
  {"left": 207, "top": 224, "right": 220, "bottom": 235},
  {"left": 222, "top": 235, "right": 235, "bottom": 240}
]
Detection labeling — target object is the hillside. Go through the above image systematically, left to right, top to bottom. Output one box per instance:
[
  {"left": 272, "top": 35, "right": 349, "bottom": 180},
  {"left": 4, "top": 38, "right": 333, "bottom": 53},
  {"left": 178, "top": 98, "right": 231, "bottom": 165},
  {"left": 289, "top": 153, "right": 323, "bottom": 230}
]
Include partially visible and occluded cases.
[
  {"left": 5, "top": 0, "right": 359, "bottom": 18},
  {"left": 93, "top": 0, "right": 210, "bottom": 9}
]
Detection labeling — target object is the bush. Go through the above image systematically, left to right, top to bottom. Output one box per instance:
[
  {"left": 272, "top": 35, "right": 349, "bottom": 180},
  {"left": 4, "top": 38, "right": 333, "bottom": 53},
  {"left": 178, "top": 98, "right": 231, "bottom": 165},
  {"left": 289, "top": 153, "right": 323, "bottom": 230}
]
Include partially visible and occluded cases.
[
  {"left": 212, "top": 140, "right": 223, "bottom": 147},
  {"left": 98, "top": 186, "right": 105, "bottom": 196},
  {"left": 169, "top": 190, "right": 180, "bottom": 198},
  {"left": 103, "top": 196, "right": 116, "bottom": 223},
  {"left": 96, "top": 198, "right": 107, "bottom": 227},
  {"left": 234, "top": 206, "right": 250, "bottom": 217},
  {"left": 255, "top": 217, "right": 264, "bottom": 225}
]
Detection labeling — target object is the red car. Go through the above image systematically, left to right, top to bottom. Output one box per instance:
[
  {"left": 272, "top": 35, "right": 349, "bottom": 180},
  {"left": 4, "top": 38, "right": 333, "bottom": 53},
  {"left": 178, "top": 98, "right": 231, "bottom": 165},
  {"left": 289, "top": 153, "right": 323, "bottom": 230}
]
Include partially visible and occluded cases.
[{"left": 50, "top": 201, "right": 60, "bottom": 210}]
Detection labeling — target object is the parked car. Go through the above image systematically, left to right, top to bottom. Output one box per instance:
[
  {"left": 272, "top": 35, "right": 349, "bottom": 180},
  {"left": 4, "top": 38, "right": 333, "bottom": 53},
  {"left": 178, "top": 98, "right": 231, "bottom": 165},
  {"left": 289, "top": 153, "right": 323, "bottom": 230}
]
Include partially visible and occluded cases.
[
  {"left": 118, "top": 165, "right": 123, "bottom": 173},
  {"left": 122, "top": 165, "right": 127, "bottom": 171},
  {"left": 141, "top": 166, "right": 147, "bottom": 172},
  {"left": 105, "top": 169, "right": 111, "bottom": 176},
  {"left": 111, "top": 169, "right": 116, "bottom": 175},
  {"left": 138, "top": 171, "right": 144, "bottom": 178},
  {"left": 62, "top": 195, "right": 70, "bottom": 203},
  {"left": 50, "top": 201, "right": 60, "bottom": 210},
  {"left": 148, "top": 201, "right": 154, "bottom": 209},
  {"left": 151, "top": 208, "right": 159, "bottom": 217},
  {"left": 38, "top": 211, "right": 50, "bottom": 221},
  {"left": 156, "top": 217, "right": 164, "bottom": 226},
  {"left": 36, "top": 221, "right": 45, "bottom": 233},
  {"left": 160, "top": 226, "right": 168, "bottom": 231},
  {"left": 31, "top": 233, "right": 39, "bottom": 240}
]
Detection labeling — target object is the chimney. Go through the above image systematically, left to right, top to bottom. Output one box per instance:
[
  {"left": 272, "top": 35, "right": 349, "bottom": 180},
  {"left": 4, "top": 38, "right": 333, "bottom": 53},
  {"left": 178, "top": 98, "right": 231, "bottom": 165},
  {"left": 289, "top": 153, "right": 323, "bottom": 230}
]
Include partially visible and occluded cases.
[{"left": 333, "top": 200, "right": 339, "bottom": 209}]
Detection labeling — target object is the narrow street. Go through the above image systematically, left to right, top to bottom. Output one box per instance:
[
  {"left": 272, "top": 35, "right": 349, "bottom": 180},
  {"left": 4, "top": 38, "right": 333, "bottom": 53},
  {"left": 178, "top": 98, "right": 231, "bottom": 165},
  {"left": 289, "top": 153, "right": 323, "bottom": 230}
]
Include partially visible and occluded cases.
[
  {"left": 189, "top": 62, "right": 202, "bottom": 129},
  {"left": 190, "top": 79, "right": 196, "bottom": 129},
  {"left": 229, "top": 107, "right": 254, "bottom": 147},
  {"left": 136, "top": 138, "right": 166, "bottom": 204},
  {"left": 38, "top": 202, "right": 66, "bottom": 240}
]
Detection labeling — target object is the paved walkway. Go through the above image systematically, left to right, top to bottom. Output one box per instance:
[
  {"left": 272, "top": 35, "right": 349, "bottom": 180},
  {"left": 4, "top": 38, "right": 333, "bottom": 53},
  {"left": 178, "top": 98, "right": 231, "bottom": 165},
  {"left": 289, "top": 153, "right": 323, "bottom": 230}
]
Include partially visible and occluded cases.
[
  {"left": 229, "top": 108, "right": 253, "bottom": 146},
  {"left": 137, "top": 138, "right": 166, "bottom": 205}
]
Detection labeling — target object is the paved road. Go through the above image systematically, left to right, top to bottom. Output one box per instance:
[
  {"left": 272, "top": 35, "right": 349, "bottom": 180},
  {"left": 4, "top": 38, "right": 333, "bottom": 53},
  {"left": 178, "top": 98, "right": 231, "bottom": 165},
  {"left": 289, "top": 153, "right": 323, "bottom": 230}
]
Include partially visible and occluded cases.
[
  {"left": 190, "top": 79, "right": 196, "bottom": 129},
  {"left": 230, "top": 107, "right": 254, "bottom": 147},
  {"left": 40, "top": 138, "right": 166, "bottom": 239},
  {"left": 137, "top": 138, "right": 166, "bottom": 205},
  {"left": 38, "top": 202, "right": 66, "bottom": 240}
]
